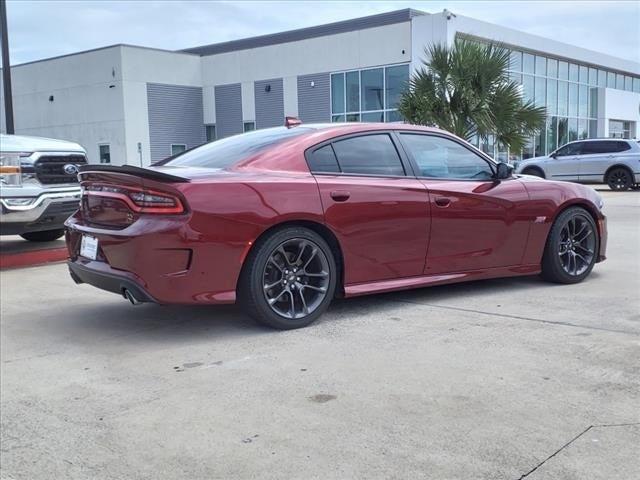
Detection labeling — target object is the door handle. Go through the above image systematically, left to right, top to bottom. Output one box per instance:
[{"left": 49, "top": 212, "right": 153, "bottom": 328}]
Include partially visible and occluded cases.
[
  {"left": 330, "top": 190, "right": 351, "bottom": 202},
  {"left": 434, "top": 197, "right": 451, "bottom": 208}
]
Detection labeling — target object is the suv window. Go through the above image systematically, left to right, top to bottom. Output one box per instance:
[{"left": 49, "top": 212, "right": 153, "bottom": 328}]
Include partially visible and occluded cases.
[
  {"left": 400, "top": 133, "right": 494, "bottom": 180},
  {"left": 331, "top": 134, "right": 405, "bottom": 176},
  {"left": 581, "top": 141, "right": 630, "bottom": 154},
  {"left": 555, "top": 142, "right": 583, "bottom": 157},
  {"left": 308, "top": 145, "right": 340, "bottom": 173}
]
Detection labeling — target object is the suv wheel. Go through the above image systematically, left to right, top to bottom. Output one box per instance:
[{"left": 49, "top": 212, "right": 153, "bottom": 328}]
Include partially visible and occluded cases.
[
  {"left": 606, "top": 168, "right": 632, "bottom": 191},
  {"left": 239, "top": 227, "right": 337, "bottom": 329},
  {"left": 20, "top": 229, "right": 65, "bottom": 242}
]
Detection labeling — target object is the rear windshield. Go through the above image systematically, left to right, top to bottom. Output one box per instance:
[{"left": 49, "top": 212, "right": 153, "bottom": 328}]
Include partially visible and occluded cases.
[{"left": 159, "top": 127, "right": 313, "bottom": 168}]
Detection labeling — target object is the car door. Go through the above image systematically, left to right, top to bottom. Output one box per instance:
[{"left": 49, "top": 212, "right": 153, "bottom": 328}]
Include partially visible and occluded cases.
[
  {"left": 307, "top": 132, "right": 430, "bottom": 285},
  {"left": 397, "top": 132, "right": 531, "bottom": 275},
  {"left": 579, "top": 140, "right": 628, "bottom": 182},
  {"left": 547, "top": 142, "right": 583, "bottom": 181}
]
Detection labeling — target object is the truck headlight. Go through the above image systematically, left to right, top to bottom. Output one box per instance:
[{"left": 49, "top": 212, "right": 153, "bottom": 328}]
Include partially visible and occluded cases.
[{"left": 0, "top": 152, "right": 32, "bottom": 186}]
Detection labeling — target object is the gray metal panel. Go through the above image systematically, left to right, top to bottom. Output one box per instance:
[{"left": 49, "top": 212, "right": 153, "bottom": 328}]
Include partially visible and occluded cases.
[
  {"left": 181, "top": 9, "right": 424, "bottom": 56},
  {"left": 297, "top": 73, "right": 330, "bottom": 123},
  {"left": 254, "top": 78, "right": 284, "bottom": 129},
  {"left": 146, "top": 83, "right": 205, "bottom": 164},
  {"left": 214, "top": 83, "right": 243, "bottom": 138}
]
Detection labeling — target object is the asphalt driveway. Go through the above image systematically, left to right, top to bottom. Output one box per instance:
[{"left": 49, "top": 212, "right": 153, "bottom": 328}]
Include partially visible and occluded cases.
[{"left": 1, "top": 189, "right": 638, "bottom": 479}]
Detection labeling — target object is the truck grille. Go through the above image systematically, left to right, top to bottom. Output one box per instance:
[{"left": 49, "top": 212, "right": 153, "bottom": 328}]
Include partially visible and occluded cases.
[{"left": 34, "top": 155, "right": 87, "bottom": 185}]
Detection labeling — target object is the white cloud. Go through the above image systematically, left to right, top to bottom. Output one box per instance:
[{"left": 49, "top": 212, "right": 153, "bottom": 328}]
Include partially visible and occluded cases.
[{"left": 6, "top": 0, "right": 640, "bottom": 65}]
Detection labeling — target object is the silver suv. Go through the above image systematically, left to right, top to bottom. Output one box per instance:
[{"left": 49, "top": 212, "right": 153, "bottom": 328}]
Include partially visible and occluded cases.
[
  {"left": 1, "top": 134, "right": 87, "bottom": 241},
  {"left": 515, "top": 138, "right": 640, "bottom": 191}
]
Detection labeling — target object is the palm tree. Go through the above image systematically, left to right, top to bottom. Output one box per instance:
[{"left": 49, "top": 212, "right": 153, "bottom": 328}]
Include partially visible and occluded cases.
[{"left": 399, "top": 38, "right": 546, "bottom": 154}]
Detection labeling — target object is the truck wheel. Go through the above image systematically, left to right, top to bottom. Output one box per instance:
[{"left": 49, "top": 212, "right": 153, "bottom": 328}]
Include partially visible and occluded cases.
[{"left": 20, "top": 229, "right": 65, "bottom": 242}]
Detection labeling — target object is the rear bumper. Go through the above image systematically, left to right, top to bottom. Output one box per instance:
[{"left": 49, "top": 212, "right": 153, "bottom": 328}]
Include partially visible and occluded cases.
[{"left": 68, "top": 260, "right": 157, "bottom": 304}]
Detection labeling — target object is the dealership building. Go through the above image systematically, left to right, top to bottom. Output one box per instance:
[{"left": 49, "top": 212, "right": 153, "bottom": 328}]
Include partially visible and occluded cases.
[{"left": 1, "top": 8, "right": 639, "bottom": 165}]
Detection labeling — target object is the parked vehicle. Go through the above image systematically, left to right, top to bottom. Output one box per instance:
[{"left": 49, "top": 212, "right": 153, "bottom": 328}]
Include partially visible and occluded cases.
[
  {"left": 65, "top": 121, "right": 607, "bottom": 329},
  {"left": 1, "top": 134, "right": 87, "bottom": 241},
  {"left": 514, "top": 138, "right": 640, "bottom": 191}
]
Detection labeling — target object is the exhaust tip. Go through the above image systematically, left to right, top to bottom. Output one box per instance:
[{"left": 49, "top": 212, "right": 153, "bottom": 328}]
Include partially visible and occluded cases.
[{"left": 123, "top": 288, "right": 142, "bottom": 306}]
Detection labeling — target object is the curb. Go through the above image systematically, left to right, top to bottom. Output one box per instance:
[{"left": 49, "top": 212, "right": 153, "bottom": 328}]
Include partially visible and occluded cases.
[{"left": 0, "top": 247, "right": 69, "bottom": 270}]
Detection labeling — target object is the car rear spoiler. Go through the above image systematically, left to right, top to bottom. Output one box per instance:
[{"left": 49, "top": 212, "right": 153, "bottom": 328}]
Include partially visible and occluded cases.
[{"left": 78, "top": 164, "right": 191, "bottom": 183}]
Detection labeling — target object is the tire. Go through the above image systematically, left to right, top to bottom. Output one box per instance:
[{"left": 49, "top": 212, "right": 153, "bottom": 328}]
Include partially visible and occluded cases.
[
  {"left": 522, "top": 167, "right": 545, "bottom": 178},
  {"left": 606, "top": 167, "right": 632, "bottom": 191},
  {"left": 631, "top": 184, "right": 640, "bottom": 191},
  {"left": 541, "top": 207, "right": 599, "bottom": 284},
  {"left": 238, "top": 226, "right": 337, "bottom": 329},
  {"left": 19, "top": 229, "right": 65, "bottom": 242}
]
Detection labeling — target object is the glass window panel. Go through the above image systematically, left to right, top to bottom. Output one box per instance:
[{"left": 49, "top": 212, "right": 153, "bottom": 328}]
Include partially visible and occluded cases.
[
  {"left": 510, "top": 51, "right": 522, "bottom": 72},
  {"left": 523, "top": 53, "right": 535, "bottom": 74},
  {"left": 535, "top": 56, "right": 546, "bottom": 76},
  {"left": 547, "top": 59, "right": 558, "bottom": 78},
  {"left": 558, "top": 61, "right": 568, "bottom": 80},
  {"left": 569, "top": 63, "right": 579, "bottom": 82},
  {"left": 385, "top": 64, "right": 409, "bottom": 110},
  {"left": 579, "top": 66, "right": 588, "bottom": 84},
  {"left": 360, "top": 68, "right": 384, "bottom": 111},
  {"left": 588, "top": 68, "right": 597, "bottom": 86},
  {"left": 598, "top": 70, "right": 607, "bottom": 87},
  {"left": 345, "top": 71, "right": 359, "bottom": 113},
  {"left": 509, "top": 72, "right": 522, "bottom": 84},
  {"left": 607, "top": 72, "right": 616, "bottom": 88},
  {"left": 331, "top": 73, "right": 345, "bottom": 114},
  {"left": 616, "top": 74, "right": 624, "bottom": 90},
  {"left": 522, "top": 75, "right": 534, "bottom": 103},
  {"left": 624, "top": 75, "right": 633, "bottom": 91},
  {"left": 534, "top": 76, "right": 546, "bottom": 107},
  {"left": 633, "top": 78, "right": 640, "bottom": 93},
  {"left": 546, "top": 79, "right": 558, "bottom": 115},
  {"left": 558, "top": 81, "right": 568, "bottom": 116},
  {"left": 568, "top": 83, "right": 578, "bottom": 117},
  {"left": 578, "top": 85, "right": 588, "bottom": 118},
  {"left": 589, "top": 87, "right": 598, "bottom": 118},
  {"left": 385, "top": 110, "right": 403, "bottom": 122},
  {"left": 361, "top": 111, "right": 384, "bottom": 122},
  {"left": 345, "top": 113, "right": 360, "bottom": 122},
  {"left": 332, "top": 114, "right": 345, "bottom": 123},
  {"left": 547, "top": 117, "right": 558, "bottom": 153},
  {"left": 558, "top": 118, "right": 568, "bottom": 147},
  {"left": 568, "top": 118, "right": 578, "bottom": 142},
  {"left": 578, "top": 119, "right": 588, "bottom": 140},
  {"left": 589, "top": 119, "right": 598, "bottom": 138},
  {"left": 243, "top": 121, "right": 255, "bottom": 132},
  {"left": 205, "top": 125, "right": 216, "bottom": 142},
  {"left": 535, "top": 128, "right": 546, "bottom": 157},
  {"left": 333, "top": 134, "right": 404, "bottom": 176},
  {"left": 400, "top": 134, "right": 493, "bottom": 179},
  {"left": 522, "top": 137, "right": 534, "bottom": 159},
  {"left": 99, "top": 144, "right": 111, "bottom": 164},
  {"left": 171, "top": 144, "right": 186, "bottom": 156},
  {"left": 308, "top": 145, "right": 340, "bottom": 173}
]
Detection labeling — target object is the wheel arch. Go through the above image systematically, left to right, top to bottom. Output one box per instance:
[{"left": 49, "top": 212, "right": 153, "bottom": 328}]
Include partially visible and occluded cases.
[
  {"left": 603, "top": 163, "right": 634, "bottom": 183},
  {"left": 521, "top": 165, "right": 546, "bottom": 178},
  {"left": 547, "top": 200, "right": 602, "bottom": 252},
  {"left": 237, "top": 220, "right": 345, "bottom": 297}
]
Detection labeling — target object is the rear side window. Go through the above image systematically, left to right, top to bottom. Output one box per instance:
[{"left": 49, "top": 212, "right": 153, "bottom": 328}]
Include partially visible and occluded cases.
[
  {"left": 331, "top": 134, "right": 405, "bottom": 176},
  {"left": 582, "top": 141, "right": 630, "bottom": 154},
  {"left": 308, "top": 145, "right": 340, "bottom": 173}
]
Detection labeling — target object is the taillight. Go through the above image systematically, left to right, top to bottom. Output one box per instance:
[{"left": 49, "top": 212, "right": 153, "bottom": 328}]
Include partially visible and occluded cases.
[{"left": 84, "top": 184, "right": 185, "bottom": 214}]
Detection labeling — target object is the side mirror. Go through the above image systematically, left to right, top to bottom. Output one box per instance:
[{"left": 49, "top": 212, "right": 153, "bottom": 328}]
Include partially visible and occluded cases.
[
  {"left": 550, "top": 152, "right": 557, "bottom": 159},
  {"left": 495, "top": 162, "right": 514, "bottom": 180}
]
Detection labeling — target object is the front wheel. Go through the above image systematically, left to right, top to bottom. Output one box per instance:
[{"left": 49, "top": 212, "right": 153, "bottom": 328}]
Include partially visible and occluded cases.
[
  {"left": 606, "top": 168, "right": 632, "bottom": 191},
  {"left": 541, "top": 207, "right": 599, "bottom": 284},
  {"left": 239, "top": 227, "right": 337, "bottom": 329},
  {"left": 20, "top": 229, "right": 65, "bottom": 242}
]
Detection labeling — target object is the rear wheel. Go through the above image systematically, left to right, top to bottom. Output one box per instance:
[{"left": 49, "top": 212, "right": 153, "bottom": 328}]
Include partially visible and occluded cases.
[
  {"left": 606, "top": 167, "right": 632, "bottom": 191},
  {"left": 541, "top": 207, "right": 598, "bottom": 284},
  {"left": 239, "top": 227, "right": 337, "bottom": 329},
  {"left": 20, "top": 229, "right": 65, "bottom": 242}
]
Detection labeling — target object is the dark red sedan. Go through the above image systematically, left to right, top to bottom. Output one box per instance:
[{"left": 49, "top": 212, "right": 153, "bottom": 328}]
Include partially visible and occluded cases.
[{"left": 66, "top": 122, "right": 607, "bottom": 329}]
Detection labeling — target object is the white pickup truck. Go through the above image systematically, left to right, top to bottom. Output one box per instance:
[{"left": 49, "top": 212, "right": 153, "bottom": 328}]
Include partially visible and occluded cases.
[{"left": 0, "top": 134, "right": 87, "bottom": 241}]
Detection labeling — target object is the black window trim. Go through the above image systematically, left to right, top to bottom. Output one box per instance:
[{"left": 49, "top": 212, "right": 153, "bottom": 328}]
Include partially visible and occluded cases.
[
  {"left": 304, "top": 130, "right": 417, "bottom": 179},
  {"left": 395, "top": 130, "right": 499, "bottom": 181}
]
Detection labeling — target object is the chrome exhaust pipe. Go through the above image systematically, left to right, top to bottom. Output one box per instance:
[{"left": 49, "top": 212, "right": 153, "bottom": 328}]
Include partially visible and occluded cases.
[{"left": 123, "top": 289, "right": 142, "bottom": 306}]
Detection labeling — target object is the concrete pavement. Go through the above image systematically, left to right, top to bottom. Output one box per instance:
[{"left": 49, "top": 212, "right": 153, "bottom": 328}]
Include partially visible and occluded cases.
[{"left": 1, "top": 190, "right": 638, "bottom": 479}]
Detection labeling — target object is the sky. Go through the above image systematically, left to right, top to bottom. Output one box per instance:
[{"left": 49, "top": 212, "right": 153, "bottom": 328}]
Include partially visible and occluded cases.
[{"left": 6, "top": 0, "right": 640, "bottom": 65}]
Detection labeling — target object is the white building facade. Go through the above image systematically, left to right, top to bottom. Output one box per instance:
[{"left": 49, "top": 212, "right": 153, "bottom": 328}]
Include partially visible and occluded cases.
[{"left": 1, "top": 9, "right": 639, "bottom": 165}]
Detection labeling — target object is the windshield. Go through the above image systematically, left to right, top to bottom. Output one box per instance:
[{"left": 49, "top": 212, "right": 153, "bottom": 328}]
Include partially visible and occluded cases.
[{"left": 158, "top": 127, "right": 313, "bottom": 168}]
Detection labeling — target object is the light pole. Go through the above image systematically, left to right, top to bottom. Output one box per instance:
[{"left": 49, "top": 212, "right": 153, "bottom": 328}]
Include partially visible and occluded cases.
[{"left": 0, "top": 0, "right": 14, "bottom": 134}]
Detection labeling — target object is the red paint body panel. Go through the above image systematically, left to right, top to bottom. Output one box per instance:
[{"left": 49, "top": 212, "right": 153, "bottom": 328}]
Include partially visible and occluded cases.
[{"left": 65, "top": 124, "right": 607, "bottom": 305}]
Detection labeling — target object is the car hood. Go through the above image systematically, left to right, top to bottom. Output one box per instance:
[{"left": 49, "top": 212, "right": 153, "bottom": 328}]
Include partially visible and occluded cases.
[{"left": 0, "top": 133, "right": 86, "bottom": 153}]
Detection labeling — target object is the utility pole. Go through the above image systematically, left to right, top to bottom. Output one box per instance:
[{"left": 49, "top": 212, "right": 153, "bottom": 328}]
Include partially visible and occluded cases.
[{"left": 0, "top": 0, "right": 15, "bottom": 134}]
